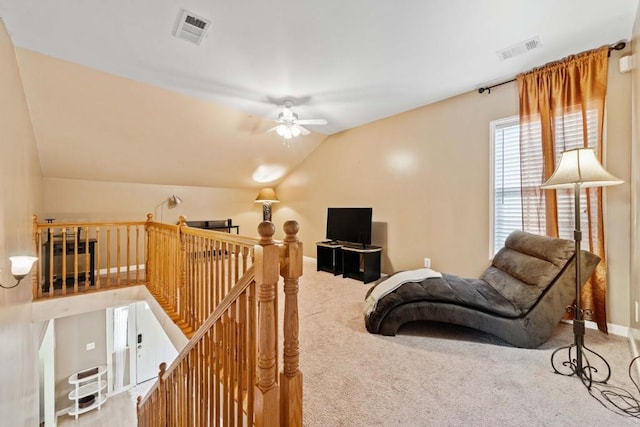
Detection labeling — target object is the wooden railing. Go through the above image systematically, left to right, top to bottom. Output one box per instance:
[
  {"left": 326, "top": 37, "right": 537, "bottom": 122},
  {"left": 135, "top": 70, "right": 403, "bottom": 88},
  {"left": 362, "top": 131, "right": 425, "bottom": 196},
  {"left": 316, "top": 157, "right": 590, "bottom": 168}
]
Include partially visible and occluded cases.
[
  {"left": 32, "top": 214, "right": 303, "bottom": 425},
  {"left": 32, "top": 215, "right": 147, "bottom": 299},
  {"left": 146, "top": 216, "right": 258, "bottom": 337},
  {"left": 138, "top": 220, "right": 303, "bottom": 426},
  {"left": 138, "top": 267, "right": 257, "bottom": 426}
]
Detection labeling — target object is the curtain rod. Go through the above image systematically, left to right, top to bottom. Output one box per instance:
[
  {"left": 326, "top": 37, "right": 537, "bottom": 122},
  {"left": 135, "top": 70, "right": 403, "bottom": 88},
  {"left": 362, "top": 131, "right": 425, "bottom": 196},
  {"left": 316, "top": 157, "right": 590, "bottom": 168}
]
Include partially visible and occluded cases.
[{"left": 477, "top": 41, "right": 626, "bottom": 94}]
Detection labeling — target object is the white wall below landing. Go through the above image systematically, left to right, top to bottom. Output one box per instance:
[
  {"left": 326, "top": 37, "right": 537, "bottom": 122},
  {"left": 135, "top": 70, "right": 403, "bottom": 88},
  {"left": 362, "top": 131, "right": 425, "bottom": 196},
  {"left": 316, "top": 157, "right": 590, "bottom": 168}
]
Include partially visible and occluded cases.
[{"left": 0, "top": 323, "right": 41, "bottom": 427}]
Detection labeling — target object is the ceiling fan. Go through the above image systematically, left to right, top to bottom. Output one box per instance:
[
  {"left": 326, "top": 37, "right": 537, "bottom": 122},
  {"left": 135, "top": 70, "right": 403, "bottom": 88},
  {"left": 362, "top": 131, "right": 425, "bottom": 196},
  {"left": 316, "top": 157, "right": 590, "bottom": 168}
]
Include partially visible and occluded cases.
[{"left": 267, "top": 100, "right": 328, "bottom": 140}]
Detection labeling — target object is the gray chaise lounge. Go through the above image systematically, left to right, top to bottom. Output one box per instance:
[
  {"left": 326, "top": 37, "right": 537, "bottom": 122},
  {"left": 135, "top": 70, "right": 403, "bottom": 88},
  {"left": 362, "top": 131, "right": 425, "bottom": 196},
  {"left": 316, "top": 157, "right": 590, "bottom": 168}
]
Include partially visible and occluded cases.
[{"left": 364, "top": 230, "right": 600, "bottom": 348}]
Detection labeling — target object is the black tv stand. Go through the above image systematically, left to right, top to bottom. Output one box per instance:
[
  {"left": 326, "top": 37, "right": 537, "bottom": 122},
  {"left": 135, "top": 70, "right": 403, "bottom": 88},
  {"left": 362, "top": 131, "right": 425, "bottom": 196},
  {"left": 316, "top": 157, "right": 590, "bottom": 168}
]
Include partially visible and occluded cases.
[{"left": 316, "top": 241, "right": 381, "bottom": 284}]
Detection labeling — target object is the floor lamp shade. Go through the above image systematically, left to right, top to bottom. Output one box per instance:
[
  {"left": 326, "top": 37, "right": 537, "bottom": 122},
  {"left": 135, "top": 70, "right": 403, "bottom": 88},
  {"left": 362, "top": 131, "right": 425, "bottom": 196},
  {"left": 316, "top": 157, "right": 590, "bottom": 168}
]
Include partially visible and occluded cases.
[
  {"left": 541, "top": 148, "right": 622, "bottom": 189},
  {"left": 167, "top": 195, "right": 183, "bottom": 208}
]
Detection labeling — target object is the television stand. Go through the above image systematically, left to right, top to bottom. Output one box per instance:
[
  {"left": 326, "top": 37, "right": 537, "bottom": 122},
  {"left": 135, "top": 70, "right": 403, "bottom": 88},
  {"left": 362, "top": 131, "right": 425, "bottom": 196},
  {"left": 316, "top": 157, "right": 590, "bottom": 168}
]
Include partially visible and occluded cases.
[
  {"left": 316, "top": 241, "right": 381, "bottom": 284},
  {"left": 316, "top": 241, "right": 344, "bottom": 275}
]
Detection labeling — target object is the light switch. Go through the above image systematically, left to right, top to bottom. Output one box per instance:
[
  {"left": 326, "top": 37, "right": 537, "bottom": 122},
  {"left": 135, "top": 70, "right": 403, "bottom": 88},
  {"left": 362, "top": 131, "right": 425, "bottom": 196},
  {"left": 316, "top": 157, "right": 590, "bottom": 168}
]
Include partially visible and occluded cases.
[{"left": 86, "top": 342, "right": 95, "bottom": 351}]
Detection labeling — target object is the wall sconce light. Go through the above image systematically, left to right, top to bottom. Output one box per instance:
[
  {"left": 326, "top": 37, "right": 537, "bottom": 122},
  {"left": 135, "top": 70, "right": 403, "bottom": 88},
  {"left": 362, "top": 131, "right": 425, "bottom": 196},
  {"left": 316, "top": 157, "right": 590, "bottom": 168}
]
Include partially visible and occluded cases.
[
  {"left": 255, "top": 188, "right": 279, "bottom": 222},
  {"left": 0, "top": 256, "right": 38, "bottom": 289}
]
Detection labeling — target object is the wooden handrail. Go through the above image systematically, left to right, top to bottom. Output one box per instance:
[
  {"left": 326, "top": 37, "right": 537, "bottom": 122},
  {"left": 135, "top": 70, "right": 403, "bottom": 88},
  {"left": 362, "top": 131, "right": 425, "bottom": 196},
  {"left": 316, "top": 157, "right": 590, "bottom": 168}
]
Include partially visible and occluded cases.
[{"left": 182, "top": 223, "right": 263, "bottom": 247}]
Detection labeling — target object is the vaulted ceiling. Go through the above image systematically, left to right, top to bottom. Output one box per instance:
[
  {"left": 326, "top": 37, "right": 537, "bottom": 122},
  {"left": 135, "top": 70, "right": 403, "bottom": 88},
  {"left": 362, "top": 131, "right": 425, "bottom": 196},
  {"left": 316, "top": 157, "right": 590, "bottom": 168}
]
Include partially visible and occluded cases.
[{"left": 0, "top": 0, "right": 637, "bottom": 188}]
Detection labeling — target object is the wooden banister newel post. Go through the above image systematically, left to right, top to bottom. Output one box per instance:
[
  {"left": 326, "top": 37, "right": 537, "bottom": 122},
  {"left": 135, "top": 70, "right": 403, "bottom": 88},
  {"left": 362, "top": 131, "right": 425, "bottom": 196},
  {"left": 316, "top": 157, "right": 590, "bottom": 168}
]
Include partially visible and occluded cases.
[
  {"left": 279, "top": 220, "right": 303, "bottom": 427},
  {"left": 254, "top": 221, "right": 280, "bottom": 427}
]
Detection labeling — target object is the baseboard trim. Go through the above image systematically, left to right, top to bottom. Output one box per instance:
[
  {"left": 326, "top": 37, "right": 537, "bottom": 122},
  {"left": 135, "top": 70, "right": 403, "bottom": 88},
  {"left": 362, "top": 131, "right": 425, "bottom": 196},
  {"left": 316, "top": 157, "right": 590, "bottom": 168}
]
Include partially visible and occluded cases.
[
  {"left": 560, "top": 319, "right": 628, "bottom": 337},
  {"left": 629, "top": 328, "right": 640, "bottom": 379}
]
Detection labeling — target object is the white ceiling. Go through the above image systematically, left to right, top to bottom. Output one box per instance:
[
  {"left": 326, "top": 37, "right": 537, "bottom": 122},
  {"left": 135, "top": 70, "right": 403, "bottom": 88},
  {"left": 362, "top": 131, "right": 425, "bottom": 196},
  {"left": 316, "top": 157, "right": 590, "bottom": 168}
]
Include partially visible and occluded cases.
[{"left": 0, "top": 0, "right": 637, "bottom": 187}]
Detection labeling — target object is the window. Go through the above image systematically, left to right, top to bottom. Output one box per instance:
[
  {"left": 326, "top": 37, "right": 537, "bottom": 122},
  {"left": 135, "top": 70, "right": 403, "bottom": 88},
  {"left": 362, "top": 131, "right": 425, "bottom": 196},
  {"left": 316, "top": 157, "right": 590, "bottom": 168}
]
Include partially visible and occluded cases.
[
  {"left": 490, "top": 110, "right": 599, "bottom": 256},
  {"left": 490, "top": 117, "right": 522, "bottom": 256}
]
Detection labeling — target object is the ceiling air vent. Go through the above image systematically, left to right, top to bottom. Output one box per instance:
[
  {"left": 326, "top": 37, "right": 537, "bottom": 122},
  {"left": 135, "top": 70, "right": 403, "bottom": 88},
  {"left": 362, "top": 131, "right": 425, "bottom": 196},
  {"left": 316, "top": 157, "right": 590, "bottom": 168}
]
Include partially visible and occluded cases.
[
  {"left": 173, "top": 9, "right": 211, "bottom": 45},
  {"left": 496, "top": 36, "right": 543, "bottom": 61}
]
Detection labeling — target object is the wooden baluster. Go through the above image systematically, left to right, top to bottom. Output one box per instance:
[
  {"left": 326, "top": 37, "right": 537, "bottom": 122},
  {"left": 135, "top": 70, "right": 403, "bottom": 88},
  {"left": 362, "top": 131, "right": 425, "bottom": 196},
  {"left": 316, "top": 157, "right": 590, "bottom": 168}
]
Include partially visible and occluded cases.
[
  {"left": 145, "top": 213, "right": 153, "bottom": 290},
  {"left": 32, "top": 215, "right": 40, "bottom": 300},
  {"left": 178, "top": 216, "right": 188, "bottom": 331},
  {"left": 254, "top": 221, "right": 280, "bottom": 427},
  {"left": 279, "top": 221, "right": 303, "bottom": 427},
  {"left": 125, "top": 225, "right": 131, "bottom": 285},
  {"left": 135, "top": 225, "right": 140, "bottom": 284},
  {"left": 72, "top": 226, "right": 79, "bottom": 293},
  {"left": 84, "top": 226, "right": 90, "bottom": 290},
  {"left": 95, "top": 226, "right": 101, "bottom": 289},
  {"left": 116, "top": 226, "right": 121, "bottom": 286},
  {"left": 106, "top": 227, "right": 111, "bottom": 287},
  {"left": 60, "top": 228, "right": 67, "bottom": 295},
  {"left": 198, "top": 235, "right": 204, "bottom": 325},
  {"left": 215, "top": 240, "right": 221, "bottom": 307},
  {"left": 242, "top": 246, "right": 249, "bottom": 274},
  {"left": 157, "top": 362, "right": 167, "bottom": 427},
  {"left": 136, "top": 396, "right": 142, "bottom": 427}
]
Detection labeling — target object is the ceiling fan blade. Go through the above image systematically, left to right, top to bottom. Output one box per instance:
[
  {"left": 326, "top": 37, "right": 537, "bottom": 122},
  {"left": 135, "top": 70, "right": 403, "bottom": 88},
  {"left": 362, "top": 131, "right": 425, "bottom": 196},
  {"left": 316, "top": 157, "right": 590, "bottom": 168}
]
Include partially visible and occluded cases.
[
  {"left": 296, "top": 119, "right": 328, "bottom": 125},
  {"left": 297, "top": 125, "right": 311, "bottom": 136},
  {"left": 266, "top": 126, "right": 280, "bottom": 133}
]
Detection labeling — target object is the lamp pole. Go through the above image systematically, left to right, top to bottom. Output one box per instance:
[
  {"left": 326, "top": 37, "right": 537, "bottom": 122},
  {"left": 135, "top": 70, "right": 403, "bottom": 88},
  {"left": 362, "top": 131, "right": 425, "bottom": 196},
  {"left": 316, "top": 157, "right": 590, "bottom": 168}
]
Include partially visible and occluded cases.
[
  {"left": 541, "top": 148, "right": 622, "bottom": 388},
  {"left": 549, "top": 179, "right": 611, "bottom": 388}
]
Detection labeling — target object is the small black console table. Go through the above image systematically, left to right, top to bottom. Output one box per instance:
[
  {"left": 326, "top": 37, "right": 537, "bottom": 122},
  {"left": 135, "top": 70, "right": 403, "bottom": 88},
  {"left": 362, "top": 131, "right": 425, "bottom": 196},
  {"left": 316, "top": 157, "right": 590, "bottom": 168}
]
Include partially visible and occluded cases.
[{"left": 316, "top": 241, "right": 382, "bottom": 284}]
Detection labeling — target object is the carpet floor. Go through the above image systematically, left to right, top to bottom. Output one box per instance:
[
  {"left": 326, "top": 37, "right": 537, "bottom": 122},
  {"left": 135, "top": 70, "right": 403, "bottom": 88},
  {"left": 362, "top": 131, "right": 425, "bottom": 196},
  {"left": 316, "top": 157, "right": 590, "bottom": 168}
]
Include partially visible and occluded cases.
[{"left": 297, "top": 258, "right": 640, "bottom": 426}]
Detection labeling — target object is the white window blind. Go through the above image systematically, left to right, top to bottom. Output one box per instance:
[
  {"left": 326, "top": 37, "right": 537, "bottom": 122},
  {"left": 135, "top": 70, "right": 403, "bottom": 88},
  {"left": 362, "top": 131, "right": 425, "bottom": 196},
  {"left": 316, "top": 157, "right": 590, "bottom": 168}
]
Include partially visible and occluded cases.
[
  {"left": 490, "top": 109, "right": 599, "bottom": 256},
  {"left": 492, "top": 118, "right": 523, "bottom": 255}
]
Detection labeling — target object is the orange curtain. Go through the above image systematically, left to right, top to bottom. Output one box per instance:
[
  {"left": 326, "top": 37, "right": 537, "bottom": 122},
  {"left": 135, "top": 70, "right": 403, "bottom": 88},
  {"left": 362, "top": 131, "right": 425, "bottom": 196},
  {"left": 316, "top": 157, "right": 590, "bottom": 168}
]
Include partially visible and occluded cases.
[{"left": 516, "top": 46, "right": 610, "bottom": 332}]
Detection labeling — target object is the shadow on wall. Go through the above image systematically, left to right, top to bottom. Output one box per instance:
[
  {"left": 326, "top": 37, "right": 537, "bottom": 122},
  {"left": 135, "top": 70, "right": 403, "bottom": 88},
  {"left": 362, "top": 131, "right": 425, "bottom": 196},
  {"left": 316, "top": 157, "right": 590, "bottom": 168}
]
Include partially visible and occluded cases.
[{"left": 371, "top": 222, "right": 392, "bottom": 274}]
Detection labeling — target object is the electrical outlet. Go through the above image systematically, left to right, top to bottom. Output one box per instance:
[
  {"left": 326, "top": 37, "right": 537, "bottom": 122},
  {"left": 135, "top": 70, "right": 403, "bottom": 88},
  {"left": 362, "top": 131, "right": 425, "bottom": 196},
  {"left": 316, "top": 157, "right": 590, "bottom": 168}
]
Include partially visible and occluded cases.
[
  {"left": 424, "top": 258, "right": 431, "bottom": 268},
  {"left": 86, "top": 342, "right": 95, "bottom": 351}
]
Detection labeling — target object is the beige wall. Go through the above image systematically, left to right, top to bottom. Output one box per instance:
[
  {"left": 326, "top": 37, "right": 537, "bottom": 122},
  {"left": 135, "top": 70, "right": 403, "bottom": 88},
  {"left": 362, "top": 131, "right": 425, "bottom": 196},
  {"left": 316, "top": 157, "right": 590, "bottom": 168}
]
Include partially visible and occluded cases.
[
  {"left": 630, "top": 5, "right": 640, "bottom": 340},
  {"left": 0, "top": 18, "right": 44, "bottom": 427},
  {"left": 15, "top": 48, "right": 325, "bottom": 189},
  {"left": 606, "top": 49, "right": 633, "bottom": 329},
  {"left": 276, "top": 52, "right": 633, "bottom": 327},
  {"left": 43, "top": 177, "right": 271, "bottom": 238},
  {"left": 54, "top": 310, "right": 107, "bottom": 412}
]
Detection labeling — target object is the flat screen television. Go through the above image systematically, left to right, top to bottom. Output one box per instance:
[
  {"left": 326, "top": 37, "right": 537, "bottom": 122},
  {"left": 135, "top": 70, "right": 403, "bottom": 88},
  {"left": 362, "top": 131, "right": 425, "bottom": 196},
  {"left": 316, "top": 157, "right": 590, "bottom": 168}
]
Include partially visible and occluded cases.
[{"left": 326, "top": 207, "right": 372, "bottom": 246}]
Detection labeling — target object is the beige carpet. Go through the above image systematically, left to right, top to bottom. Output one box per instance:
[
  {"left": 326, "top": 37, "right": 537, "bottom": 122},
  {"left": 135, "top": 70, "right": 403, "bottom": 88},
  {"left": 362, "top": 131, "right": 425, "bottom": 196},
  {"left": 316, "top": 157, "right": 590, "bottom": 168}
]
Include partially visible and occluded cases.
[{"left": 297, "top": 258, "right": 640, "bottom": 426}]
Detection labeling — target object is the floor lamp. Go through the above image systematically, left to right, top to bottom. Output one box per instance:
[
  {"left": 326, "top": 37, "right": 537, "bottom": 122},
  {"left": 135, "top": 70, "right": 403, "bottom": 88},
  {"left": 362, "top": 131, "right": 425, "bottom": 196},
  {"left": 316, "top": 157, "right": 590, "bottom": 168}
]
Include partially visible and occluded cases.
[{"left": 541, "top": 147, "right": 622, "bottom": 388}]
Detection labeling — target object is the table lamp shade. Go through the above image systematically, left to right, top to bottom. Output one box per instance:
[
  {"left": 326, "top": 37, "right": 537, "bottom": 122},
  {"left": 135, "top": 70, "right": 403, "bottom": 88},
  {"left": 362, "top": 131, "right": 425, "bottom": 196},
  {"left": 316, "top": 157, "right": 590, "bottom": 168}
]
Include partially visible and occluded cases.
[{"left": 255, "top": 188, "right": 279, "bottom": 203}]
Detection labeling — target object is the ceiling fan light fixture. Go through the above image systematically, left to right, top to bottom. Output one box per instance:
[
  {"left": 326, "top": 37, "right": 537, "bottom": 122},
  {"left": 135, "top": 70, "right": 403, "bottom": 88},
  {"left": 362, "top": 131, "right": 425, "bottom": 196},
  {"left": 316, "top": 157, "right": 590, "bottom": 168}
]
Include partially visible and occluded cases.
[{"left": 268, "top": 101, "right": 328, "bottom": 141}]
